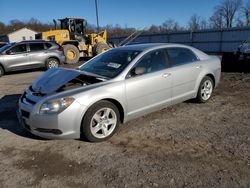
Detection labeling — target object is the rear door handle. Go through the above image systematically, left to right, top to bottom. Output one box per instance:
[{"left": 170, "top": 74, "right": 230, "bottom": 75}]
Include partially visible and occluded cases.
[
  {"left": 23, "top": 54, "right": 28, "bottom": 56},
  {"left": 196, "top": 65, "right": 202, "bottom": 69},
  {"left": 162, "top": 73, "right": 171, "bottom": 78}
]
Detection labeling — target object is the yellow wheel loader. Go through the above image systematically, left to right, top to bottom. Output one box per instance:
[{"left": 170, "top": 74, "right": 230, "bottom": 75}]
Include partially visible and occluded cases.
[{"left": 35, "top": 18, "right": 110, "bottom": 64}]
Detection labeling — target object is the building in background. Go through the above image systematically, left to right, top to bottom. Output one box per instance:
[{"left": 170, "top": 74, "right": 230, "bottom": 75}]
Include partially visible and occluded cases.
[{"left": 0, "top": 27, "right": 37, "bottom": 43}]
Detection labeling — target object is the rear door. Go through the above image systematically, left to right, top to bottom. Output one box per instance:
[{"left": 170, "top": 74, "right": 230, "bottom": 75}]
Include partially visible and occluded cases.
[
  {"left": 28, "top": 42, "right": 47, "bottom": 67},
  {"left": 3, "top": 43, "right": 30, "bottom": 71},
  {"left": 166, "top": 47, "right": 202, "bottom": 103},
  {"left": 125, "top": 49, "right": 172, "bottom": 119}
]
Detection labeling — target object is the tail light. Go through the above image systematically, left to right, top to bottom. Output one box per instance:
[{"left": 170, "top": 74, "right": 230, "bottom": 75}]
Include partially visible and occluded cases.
[{"left": 57, "top": 46, "right": 63, "bottom": 51}]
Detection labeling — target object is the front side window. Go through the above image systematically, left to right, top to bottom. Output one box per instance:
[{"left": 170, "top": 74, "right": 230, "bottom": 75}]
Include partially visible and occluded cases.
[
  {"left": 29, "top": 43, "right": 45, "bottom": 51},
  {"left": 9, "top": 44, "right": 27, "bottom": 54},
  {"left": 167, "top": 48, "right": 198, "bottom": 67},
  {"left": 80, "top": 49, "right": 141, "bottom": 78},
  {"left": 128, "top": 49, "right": 168, "bottom": 78}
]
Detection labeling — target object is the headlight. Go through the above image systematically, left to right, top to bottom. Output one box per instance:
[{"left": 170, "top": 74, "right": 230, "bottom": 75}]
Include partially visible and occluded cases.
[{"left": 40, "top": 97, "right": 75, "bottom": 114}]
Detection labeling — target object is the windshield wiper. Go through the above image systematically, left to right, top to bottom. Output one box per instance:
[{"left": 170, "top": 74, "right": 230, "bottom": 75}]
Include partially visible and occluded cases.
[{"left": 80, "top": 70, "right": 109, "bottom": 80}]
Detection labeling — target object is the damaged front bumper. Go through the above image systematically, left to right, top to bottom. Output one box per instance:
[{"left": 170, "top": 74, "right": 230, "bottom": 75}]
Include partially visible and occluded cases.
[{"left": 17, "top": 93, "right": 87, "bottom": 140}]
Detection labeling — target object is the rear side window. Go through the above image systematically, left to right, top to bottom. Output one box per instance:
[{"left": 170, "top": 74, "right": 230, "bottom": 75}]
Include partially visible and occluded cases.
[
  {"left": 29, "top": 43, "right": 45, "bottom": 51},
  {"left": 45, "top": 43, "right": 53, "bottom": 49},
  {"left": 9, "top": 44, "right": 27, "bottom": 53},
  {"left": 167, "top": 48, "right": 198, "bottom": 66}
]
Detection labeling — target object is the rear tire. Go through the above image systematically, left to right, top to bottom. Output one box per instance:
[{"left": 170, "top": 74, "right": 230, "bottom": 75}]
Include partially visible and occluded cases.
[
  {"left": 93, "top": 42, "right": 110, "bottom": 56},
  {"left": 63, "top": 44, "right": 80, "bottom": 64},
  {"left": 45, "top": 58, "right": 59, "bottom": 69},
  {"left": 0, "top": 66, "right": 4, "bottom": 77},
  {"left": 196, "top": 76, "right": 214, "bottom": 103},
  {"left": 81, "top": 100, "right": 120, "bottom": 142}
]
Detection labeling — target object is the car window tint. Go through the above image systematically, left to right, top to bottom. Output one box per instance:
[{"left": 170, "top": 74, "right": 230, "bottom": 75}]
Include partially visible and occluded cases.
[
  {"left": 0, "top": 43, "right": 6, "bottom": 48},
  {"left": 30, "top": 43, "right": 45, "bottom": 51},
  {"left": 45, "top": 43, "right": 52, "bottom": 49},
  {"left": 9, "top": 44, "right": 27, "bottom": 53},
  {"left": 167, "top": 48, "right": 198, "bottom": 66},
  {"left": 129, "top": 49, "right": 168, "bottom": 77}
]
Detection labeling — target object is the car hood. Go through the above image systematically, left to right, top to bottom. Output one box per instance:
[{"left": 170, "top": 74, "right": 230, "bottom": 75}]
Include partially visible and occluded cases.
[{"left": 32, "top": 68, "right": 81, "bottom": 94}]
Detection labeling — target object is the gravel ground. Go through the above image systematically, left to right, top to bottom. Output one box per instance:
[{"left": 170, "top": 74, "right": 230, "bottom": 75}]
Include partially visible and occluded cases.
[{"left": 0, "top": 62, "right": 250, "bottom": 188}]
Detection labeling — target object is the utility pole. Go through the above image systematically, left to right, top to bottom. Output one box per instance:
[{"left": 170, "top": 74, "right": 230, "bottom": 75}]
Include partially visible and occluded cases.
[{"left": 95, "top": 0, "right": 100, "bottom": 33}]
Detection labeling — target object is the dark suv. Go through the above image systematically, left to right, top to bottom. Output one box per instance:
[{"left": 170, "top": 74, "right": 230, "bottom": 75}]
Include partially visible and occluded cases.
[{"left": 0, "top": 40, "right": 65, "bottom": 77}]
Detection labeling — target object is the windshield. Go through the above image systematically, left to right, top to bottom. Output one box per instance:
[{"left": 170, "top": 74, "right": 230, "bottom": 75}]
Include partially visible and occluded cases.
[
  {"left": 0, "top": 43, "right": 13, "bottom": 53},
  {"left": 80, "top": 49, "right": 141, "bottom": 78}
]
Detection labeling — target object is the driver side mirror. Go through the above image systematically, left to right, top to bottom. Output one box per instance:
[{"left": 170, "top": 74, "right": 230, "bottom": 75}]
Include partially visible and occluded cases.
[
  {"left": 129, "top": 67, "right": 146, "bottom": 78},
  {"left": 135, "top": 67, "right": 146, "bottom": 75}
]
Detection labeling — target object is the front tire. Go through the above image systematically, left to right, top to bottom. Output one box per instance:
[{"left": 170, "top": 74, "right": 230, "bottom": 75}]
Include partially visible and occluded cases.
[
  {"left": 196, "top": 76, "right": 214, "bottom": 103},
  {"left": 81, "top": 100, "right": 120, "bottom": 142}
]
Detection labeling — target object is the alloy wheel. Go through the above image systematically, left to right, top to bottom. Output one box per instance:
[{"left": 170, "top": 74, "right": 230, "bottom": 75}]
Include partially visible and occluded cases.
[
  {"left": 201, "top": 80, "right": 213, "bottom": 101},
  {"left": 90, "top": 108, "right": 117, "bottom": 139}
]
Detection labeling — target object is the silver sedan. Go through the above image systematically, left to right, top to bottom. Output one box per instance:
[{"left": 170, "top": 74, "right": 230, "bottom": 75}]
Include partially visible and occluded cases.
[{"left": 17, "top": 43, "right": 221, "bottom": 142}]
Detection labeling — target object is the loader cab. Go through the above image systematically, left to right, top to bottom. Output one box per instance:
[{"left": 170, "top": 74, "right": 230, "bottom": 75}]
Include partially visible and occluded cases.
[{"left": 59, "top": 18, "right": 87, "bottom": 35}]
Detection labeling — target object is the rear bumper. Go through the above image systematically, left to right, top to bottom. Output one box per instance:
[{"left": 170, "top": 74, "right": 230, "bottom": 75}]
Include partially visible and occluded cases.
[{"left": 59, "top": 55, "right": 66, "bottom": 64}]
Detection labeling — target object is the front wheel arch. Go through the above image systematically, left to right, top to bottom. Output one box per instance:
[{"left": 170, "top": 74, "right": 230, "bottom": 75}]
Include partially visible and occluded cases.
[
  {"left": 80, "top": 98, "right": 125, "bottom": 127},
  {"left": 102, "top": 98, "right": 125, "bottom": 123},
  {"left": 80, "top": 100, "right": 121, "bottom": 142}
]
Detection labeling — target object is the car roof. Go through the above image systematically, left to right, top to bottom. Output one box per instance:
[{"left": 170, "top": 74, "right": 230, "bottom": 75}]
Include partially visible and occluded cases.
[
  {"left": 18, "top": 40, "right": 53, "bottom": 44},
  {"left": 19, "top": 40, "right": 45, "bottom": 43},
  {"left": 114, "top": 43, "right": 209, "bottom": 60},
  {"left": 115, "top": 43, "right": 192, "bottom": 51}
]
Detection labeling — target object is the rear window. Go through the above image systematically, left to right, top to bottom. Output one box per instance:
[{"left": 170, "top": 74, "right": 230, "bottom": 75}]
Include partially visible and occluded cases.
[{"left": 29, "top": 43, "right": 45, "bottom": 51}]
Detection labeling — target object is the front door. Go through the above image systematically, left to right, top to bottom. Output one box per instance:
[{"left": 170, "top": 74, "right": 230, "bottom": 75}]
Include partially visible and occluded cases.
[
  {"left": 4, "top": 43, "right": 30, "bottom": 71},
  {"left": 125, "top": 49, "right": 172, "bottom": 119}
]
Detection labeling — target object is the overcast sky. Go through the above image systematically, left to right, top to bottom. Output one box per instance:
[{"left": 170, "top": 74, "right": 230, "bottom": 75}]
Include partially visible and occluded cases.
[{"left": 0, "top": 0, "right": 247, "bottom": 28}]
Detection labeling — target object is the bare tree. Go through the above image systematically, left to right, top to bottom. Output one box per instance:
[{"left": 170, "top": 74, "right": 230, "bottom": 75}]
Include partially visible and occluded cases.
[
  {"left": 216, "top": 0, "right": 242, "bottom": 28},
  {"left": 241, "top": 0, "right": 250, "bottom": 26},
  {"left": 210, "top": 8, "right": 224, "bottom": 29},
  {"left": 188, "top": 14, "right": 201, "bottom": 31},
  {"left": 162, "top": 18, "right": 180, "bottom": 31},
  {"left": 200, "top": 18, "right": 209, "bottom": 30},
  {"left": 0, "top": 22, "right": 7, "bottom": 35},
  {"left": 147, "top": 25, "right": 160, "bottom": 33}
]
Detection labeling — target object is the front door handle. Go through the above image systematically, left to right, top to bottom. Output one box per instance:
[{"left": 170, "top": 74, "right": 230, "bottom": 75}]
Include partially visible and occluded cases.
[
  {"left": 196, "top": 65, "right": 202, "bottom": 69},
  {"left": 162, "top": 73, "right": 171, "bottom": 78}
]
